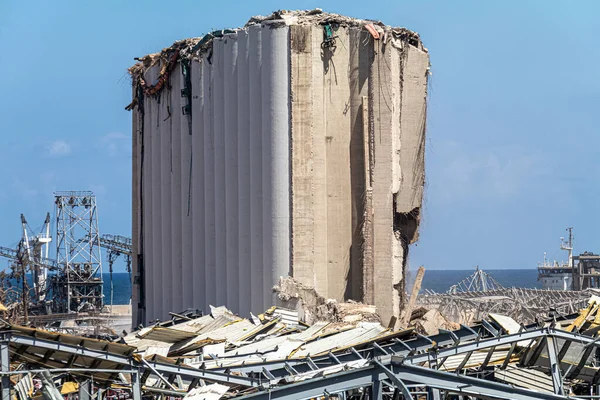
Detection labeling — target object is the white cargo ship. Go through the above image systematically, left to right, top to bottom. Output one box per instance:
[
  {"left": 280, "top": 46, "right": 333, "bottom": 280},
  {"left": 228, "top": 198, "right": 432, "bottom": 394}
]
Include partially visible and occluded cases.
[{"left": 537, "top": 228, "right": 574, "bottom": 290}]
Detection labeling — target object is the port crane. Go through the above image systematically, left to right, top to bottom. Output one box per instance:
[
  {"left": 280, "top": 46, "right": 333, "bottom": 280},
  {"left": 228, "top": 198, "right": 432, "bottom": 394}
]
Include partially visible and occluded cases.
[
  {"left": 0, "top": 213, "right": 55, "bottom": 316},
  {"left": 20, "top": 213, "right": 53, "bottom": 302},
  {"left": 0, "top": 225, "right": 132, "bottom": 313},
  {"left": 78, "top": 234, "right": 132, "bottom": 275},
  {"left": 90, "top": 234, "right": 132, "bottom": 307},
  {"left": 97, "top": 234, "right": 132, "bottom": 275}
]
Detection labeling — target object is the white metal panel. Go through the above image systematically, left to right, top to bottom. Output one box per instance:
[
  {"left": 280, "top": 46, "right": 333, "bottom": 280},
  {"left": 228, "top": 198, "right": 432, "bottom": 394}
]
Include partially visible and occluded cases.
[
  {"left": 248, "top": 24, "right": 265, "bottom": 314},
  {"left": 237, "top": 29, "right": 251, "bottom": 319},
  {"left": 223, "top": 33, "right": 240, "bottom": 312},
  {"left": 212, "top": 37, "right": 227, "bottom": 307},
  {"left": 202, "top": 52, "right": 216, "bottom": 309},
  {"left": 191, "top": 58, "right": 205, "bottom": 310},
  {"left": 170, "top": 61, "right": 183, "bottom": 314},
  {"left": 273, "top": 308, "right": 299, "bottom": 326},
  {"left": 169, "top": 314, "right": 216, "bottom": 333},
  {"left": 174, "top": 319, "right": 257, "bottom": 354},
  {"left": 291, "top": 324, "right": 386, "bottom": 358},
  {"left": 201, "top": 340, "right": 303, "bottom": 369},
  {"left": 143, "top": 345, "right": 171, "bottom": 358},
  {"left": 440, "top": 350, "right": 511, "bottom": 372},
  {"left": 495, "top": 365, "right": 554, "bottom": 393},
  {"left": 184, "top": 384, "right": 228, "bottom": 400}
]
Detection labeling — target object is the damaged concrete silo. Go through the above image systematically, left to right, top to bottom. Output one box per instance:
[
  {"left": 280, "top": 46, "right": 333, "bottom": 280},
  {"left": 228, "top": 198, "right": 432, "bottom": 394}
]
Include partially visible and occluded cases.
[{"left": 129, "top": 9, "right": 429, "bottom": 326}]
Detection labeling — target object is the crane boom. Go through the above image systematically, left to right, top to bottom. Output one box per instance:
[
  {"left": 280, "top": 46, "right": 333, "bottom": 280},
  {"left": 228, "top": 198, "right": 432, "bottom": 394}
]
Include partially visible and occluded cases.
[
  {"left": 98, "top": 234, "right": 132, "bottom": 256},
  {"left": 0, "top": 245, "right": 59, "bottom": 271}
]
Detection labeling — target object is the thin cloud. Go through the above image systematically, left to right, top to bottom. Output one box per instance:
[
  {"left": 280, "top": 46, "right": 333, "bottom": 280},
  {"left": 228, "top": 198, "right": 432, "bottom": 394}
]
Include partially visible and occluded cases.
[
  {"left": 99, "top": 132, "right": 129, "bottom": 157},
  {"left": 46, "top": 140, "right": 72, "bottom": 157},
  {"left": 433, "top": 141, "right": 550, "bottom": 203}
]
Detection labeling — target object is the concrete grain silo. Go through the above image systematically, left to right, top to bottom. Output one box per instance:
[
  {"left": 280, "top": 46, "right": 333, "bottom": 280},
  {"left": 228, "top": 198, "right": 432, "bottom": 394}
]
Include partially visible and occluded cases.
[{"left": 129, "top": 10, "right": 429, "bottom": 326}]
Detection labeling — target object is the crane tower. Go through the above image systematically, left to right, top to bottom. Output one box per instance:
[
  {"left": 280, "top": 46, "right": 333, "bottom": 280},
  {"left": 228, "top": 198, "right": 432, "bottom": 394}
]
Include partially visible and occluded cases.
[
  {"left": 51, "top": 191, "right": 104, "bottom": 313},
  {"left": 20, "top": 213, "right": 52, "bottom": 302}
]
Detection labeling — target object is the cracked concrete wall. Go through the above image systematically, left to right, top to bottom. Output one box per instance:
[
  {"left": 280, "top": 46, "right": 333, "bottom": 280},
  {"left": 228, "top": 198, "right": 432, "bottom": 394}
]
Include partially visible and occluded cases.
[
  {"left": 289, "top": 25, "right": 429, "bottom": 324},
  {"left": 290, "top": 25, "right": 359, "bottom": 302}
]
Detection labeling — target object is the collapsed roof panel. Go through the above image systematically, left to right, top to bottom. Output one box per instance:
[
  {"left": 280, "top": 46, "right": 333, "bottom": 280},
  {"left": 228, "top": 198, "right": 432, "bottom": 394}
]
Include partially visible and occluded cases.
[{"left": 3, "top": 302, "right": 600, "bottom": 399}]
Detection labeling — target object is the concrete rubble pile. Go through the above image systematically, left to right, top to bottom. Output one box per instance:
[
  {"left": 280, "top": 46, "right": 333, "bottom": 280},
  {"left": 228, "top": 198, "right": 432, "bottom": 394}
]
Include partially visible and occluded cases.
[
  {"left": 273, "top": 277, "right": 381, "bottom": 325},
  {"left": 4, "top": 298, "right": 600, "bottom": 399},
  {"left": 410, "top": 308, "right": 460, "bottom": 335}
]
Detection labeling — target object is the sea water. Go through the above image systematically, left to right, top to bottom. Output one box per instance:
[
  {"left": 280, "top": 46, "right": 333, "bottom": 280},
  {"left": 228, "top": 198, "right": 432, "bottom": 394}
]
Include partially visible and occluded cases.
[{"left": 407, "top": 269, "right": 541, "bottom": 294}]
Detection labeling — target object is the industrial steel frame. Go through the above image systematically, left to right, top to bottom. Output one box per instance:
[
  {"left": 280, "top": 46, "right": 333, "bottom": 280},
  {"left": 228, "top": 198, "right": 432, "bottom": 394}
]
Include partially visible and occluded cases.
[
  {"left": 52, "top": 191, "right": 104, "bottom": 313},
  {"left": 4, "top": 320, "right": 600, "bottom": 400}
]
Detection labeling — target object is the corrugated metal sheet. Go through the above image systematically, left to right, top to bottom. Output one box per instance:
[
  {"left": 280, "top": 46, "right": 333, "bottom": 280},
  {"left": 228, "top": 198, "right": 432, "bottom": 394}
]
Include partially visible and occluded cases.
[
  {"left": 273, "top": 308, "right": 299, "bottom": 326},
  {"left": 489, "top": 313, "right": 535, "bottom": 347},
  {"left": 169, "top": 314, "right": 227, "bottom": 333},
  {"left": 170, "top": 319, "right": 268, "bottom": 356},
  {"left": 293, "top": 321, "right": 330, "bottom": 341},
  {"left": 197, "top": 322, "right": 333, "bottom": 369},
  {"left": 291, "top": 323, "right": 387, "bottom": 358},
  {"left": 7, "top": 324, "right": 135, "bottom": 383},
  {"left": 138, "top": 327, "right": 198, "bottom": 342},
  {"left": 200, "top": 340, "right": 305, "bottom": 370},
  {"left": 143, "top": 345, "right": 171, "bottom": 358},
  {"left": 439, "top": 350, "right": 512, "bottom": 372},
  {"left": 284, "top": 360, "right": 370, "bottom": 383},
  {"left": 495, "top": 365, "right": 554, "bottom": 393},
  {"left": 14, "top": 373, "right": 33, "bottom": 400},
  {"left": 184, "top": 384, "right": 229, "bottom": 400}
]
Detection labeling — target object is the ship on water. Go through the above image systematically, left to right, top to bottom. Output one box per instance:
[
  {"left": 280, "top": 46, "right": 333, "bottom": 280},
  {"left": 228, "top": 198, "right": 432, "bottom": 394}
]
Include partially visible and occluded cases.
[{"left": 538, "top": 227, "right": 600, "bottom": 290}]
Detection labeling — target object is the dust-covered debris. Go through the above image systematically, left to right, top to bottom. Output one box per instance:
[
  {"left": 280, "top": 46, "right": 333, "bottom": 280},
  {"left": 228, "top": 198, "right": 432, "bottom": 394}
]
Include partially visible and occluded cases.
[
  {"left": 126, "top": 9, "right": 425, "bottom": 106},
  {"left": 274, "top": 277, "right": 381, "bottom": 325},
  {"left": 4, "top": 301, "right": 600, "bottom": 399},
  {"left": 411, "top": 308, "right": 460, "bottom": 336}
]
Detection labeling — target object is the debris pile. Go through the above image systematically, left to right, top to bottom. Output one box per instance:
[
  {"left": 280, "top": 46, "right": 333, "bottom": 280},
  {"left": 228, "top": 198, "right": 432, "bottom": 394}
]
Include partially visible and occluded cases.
[
  {"left": 127, "top": 9, "right": 423, "bottom": 96},
  {"left": 415, "top": 268, "right": 596, "bottom": 325},
  {"left": 274, "top": 277, "right": 381, "bottom": 324},
  {"left": 418, "top": 286, "right": 595, "bottom": 325},
  {"left": 3, "top": 298, "right": 600, "bottom": 399},
  {"left": 411, "top": 308, "right": 460, "bottom": 335}
]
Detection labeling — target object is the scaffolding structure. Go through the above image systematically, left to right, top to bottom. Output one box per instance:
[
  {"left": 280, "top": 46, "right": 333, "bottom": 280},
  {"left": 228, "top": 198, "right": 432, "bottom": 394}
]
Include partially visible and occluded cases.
[{"left": 50, "top": 191, "right": 104, "bottom": 313}]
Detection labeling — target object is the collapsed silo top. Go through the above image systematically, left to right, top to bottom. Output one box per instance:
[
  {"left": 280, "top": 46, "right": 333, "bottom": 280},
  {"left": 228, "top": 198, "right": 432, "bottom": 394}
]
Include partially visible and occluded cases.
[{"left": 126, "top": 8, "right": 426, "bottom": 96}]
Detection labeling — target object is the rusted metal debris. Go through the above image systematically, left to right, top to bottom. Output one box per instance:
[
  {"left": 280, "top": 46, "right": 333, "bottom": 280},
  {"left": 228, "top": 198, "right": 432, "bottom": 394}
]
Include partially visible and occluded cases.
[
  {"left": 416, "top": 268, "right": 597, "bottom": 326},
  {"left": 418, "top": 286, "right": 594, "bottom": 326}
]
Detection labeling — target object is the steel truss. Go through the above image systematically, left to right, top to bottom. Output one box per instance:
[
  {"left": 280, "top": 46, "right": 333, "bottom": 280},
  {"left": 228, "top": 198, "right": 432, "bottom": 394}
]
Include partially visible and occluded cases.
[
  {"left": 52, "top": 191, "right": 104, "bottom": 313},
  {"left": 97, "top": 234, "right": 132, "bottom": 306},
  {"left": 3, "top": 314, "right": 600, "bottom": 400},
  {"left": 233, "top": 326, "right": 595, "bottom": 400}
]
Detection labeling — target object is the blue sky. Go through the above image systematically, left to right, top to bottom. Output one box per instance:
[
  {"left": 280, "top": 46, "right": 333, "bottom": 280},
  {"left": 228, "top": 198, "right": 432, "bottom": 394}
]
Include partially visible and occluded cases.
[{"left": 1, "top": 1, "right": 599, "bottom": 272}]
